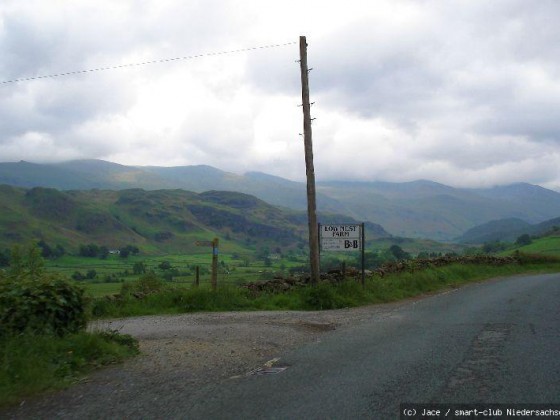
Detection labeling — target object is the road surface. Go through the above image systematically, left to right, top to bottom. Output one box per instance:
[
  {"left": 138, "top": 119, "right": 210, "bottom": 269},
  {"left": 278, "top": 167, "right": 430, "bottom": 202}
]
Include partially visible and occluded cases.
[{"left": 186, "top": 273, "right": 560, "bottom": 419}]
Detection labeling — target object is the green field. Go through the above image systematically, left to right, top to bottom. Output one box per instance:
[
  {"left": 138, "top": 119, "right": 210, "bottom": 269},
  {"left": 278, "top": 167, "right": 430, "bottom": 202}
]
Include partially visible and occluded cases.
[
  {"left": 41, "top": 234, "right": 559, "bottom": 298},
  {"left": 511, "top": 236, "right": 560, "bottom": 255},
  {"left": 45, "top": 251, "right": 310, "bottom": 297}
]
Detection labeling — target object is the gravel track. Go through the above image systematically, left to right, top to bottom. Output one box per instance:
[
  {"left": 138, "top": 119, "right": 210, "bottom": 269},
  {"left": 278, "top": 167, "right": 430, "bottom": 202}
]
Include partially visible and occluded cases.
[{"left": 1, "top": 303, "right": 408, "bottom": 419}]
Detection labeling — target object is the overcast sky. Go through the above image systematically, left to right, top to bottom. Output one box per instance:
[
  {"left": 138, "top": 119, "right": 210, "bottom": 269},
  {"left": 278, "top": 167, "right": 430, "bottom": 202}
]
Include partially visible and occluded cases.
[{"left": 1, "top": 0, "right": 559, "bottom": 190}]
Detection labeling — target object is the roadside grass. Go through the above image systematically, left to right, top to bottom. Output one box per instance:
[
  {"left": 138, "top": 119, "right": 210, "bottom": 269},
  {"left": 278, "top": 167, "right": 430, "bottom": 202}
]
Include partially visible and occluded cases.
[
  {"left": 91, "top": 261, "right": 560, "bottom": 318},
  {"left": 0, "top": 331, "right": 139, "bottom": 407}
]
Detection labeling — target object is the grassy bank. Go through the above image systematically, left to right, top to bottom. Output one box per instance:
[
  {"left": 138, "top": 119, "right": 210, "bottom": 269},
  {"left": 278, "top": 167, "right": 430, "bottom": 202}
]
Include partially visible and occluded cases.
[
  {"left": 91, "top": 261, "right": 560, "bottom": 318},
  {"left": 0, "top": 330, "right": 138, "bottom": 407}
]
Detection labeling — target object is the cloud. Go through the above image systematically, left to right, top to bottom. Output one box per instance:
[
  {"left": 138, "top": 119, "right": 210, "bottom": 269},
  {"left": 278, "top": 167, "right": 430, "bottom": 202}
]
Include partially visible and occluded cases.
[{"left": 1, "top": 0, "right": 560, "bottom": 190}]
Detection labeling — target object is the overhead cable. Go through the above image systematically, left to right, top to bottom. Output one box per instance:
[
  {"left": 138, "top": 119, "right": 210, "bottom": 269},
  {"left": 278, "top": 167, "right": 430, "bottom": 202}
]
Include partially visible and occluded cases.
[{"left": 1, "top": 41, "right": 297, "bottom": 85}]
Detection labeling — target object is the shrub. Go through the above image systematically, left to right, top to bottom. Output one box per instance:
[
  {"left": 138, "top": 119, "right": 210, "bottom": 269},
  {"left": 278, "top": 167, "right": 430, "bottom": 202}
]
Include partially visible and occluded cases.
[
  {"left": 515, "top": 234, "right": 533, "bottom": 246},
  {"left": 0, "top": 245, "right": 88, "bottom": 338},
  {"left": 120, "top": 272, "right": 164, "bottom": 296},
  {"left": 0, "top": 277, "right": 87, "bottom": 337}
]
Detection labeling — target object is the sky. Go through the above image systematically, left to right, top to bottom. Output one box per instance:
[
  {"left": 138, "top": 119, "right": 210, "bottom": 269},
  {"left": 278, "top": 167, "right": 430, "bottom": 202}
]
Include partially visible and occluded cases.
[{"left": 1, "top": 0, "right": 560, "bottom": 190}]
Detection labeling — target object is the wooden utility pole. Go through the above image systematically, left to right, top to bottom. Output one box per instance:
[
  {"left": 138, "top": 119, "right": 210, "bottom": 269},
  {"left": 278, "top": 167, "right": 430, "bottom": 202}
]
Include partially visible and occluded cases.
[{"left": 299, "top": 35, "right": 320, "bottom": 285}]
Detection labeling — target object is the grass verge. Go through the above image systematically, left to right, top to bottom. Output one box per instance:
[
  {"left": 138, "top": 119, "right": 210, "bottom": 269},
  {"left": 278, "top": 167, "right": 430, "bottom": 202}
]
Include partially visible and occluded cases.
[
  {"left": 91, "top": 262, "right": 560, "bottom": 318},
  {"left": 0, "top": 331, "right": 139, "bottom": 407}
]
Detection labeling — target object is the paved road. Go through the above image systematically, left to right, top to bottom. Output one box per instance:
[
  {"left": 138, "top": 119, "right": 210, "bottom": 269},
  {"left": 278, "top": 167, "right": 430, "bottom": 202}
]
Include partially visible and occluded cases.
[{"left": 185, "top": 273, "right": 560, "bottom": 419}]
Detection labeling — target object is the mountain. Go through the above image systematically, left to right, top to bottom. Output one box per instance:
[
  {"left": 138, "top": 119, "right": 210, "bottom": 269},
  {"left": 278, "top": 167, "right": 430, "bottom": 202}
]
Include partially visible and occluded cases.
[
  {"left": 2, "top": 159, "right": 560, "bottom": 241},
  {"left": 0, "top": 161, "right": 96, "bottom": 189},
  {"left": 142, "top": 166, "right": 344, "bottom": 211},
  {"left": 316, "top": 180, "right": 560, "bottom": 240},
  {"left": 0, "top": 186, "right": 389, "bottom": 253},
  {"left": 457, "top": 216, "right": 560, "bottom": 244},
  {"left": 533, "top": 217, "right": 560, "bottom": 235},
  {"left": 456, "top": 218, "right": 533, "bottom": 244}
]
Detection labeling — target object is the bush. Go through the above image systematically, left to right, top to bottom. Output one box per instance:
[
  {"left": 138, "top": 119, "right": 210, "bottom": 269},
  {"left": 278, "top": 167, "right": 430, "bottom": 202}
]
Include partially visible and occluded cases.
[
  {"left": 515, "top": 234, "right": 533, "bottom": 246},
  {"left": 0, "top": 245, "right": 88, "bottom": 337},
  {"left": 120, "top": 272, "right": 164, "bottom": 296},
  {"left": 0, "top": 277, "right": 87, "bottom": 337}
]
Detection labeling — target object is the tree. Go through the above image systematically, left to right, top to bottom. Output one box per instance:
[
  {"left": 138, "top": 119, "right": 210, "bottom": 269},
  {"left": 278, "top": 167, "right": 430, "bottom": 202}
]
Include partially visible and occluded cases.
[
  {"left": 515, "top": 234, "right": 532, "bottom": 246},
  {"left": 37, "top": 240, "right": 53, "bottom": 258},
  {"left": 482, "top": 241, "right": 507, "bottom": 254},
  {"left": 53, "top": 244, "right": 66, "bottom": 258},
  {"left": 79, "top": 244, "right": 100, "bottom": 258},
  {"left": 6, "top": 245, "right": 45, "bottom": 280},
  {"left": 7, "top": 245, "right": 25, "bottom": 278},
  {"left": 119, "top": 245, "right": 139, "bottom": 259},
  {"left": 125, "top": 245, "right": 139, "bottom": 255},
  {"left": 389, "top": 245, "right": 410, "bottom": 260},
  {"left": 27, "top": 246, "right": 45, "bottom": 278},
  {"left": 98, "top": 246, "right": 109, "bottom": 260},
  {"left": 256, "top": 246, "right": 270, "bottom": 261},
  {"left": 0, "top": 249, "right": 9, "bottom": 267},
  {"left": 358, "top": 252, "right": 389, "bottom": 269},
  {"left": 158, "top": 261, "right": 172, "bottom": 270},
  {"left": 133, "top": 262, "right": 147, "bottom": 275},
  {"left": 72, "top": 271, "right": 85, "bottom": 281}
]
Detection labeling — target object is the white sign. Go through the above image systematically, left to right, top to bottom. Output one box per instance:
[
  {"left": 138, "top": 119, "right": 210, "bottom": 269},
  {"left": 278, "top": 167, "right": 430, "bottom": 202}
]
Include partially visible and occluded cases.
[{"left": 320, "top": 224, "right": 362, "bottom": 252}]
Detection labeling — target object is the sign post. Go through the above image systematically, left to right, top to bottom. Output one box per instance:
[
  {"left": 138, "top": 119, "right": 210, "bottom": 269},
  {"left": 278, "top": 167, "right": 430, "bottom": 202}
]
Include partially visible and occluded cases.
[
  {"left": 319, "top": 223, "right": 366, "bottom": 287},
  {"left": 195, "top": 238, "right": 219, "bottom": 290},
  {"left": 211, "top": 238, "right": 219, "bottom": 291}
]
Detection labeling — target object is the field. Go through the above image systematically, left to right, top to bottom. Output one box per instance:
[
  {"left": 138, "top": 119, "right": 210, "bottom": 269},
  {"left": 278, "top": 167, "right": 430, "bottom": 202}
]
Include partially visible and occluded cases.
[
  {"left": 40, "top": 233, "right": 560, "bottom": 298},
  {"left": 512, "top": 236, "right": 560, "bottom": 255},
  {"left": 45, "top": 251, "right": 311, "bottom": 297}
]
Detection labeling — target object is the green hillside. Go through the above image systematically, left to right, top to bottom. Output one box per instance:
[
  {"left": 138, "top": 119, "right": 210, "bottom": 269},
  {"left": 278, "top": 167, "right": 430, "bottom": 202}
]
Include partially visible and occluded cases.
[
  {"left": 3, "top": 160, "right": 560, "bottom": 241},
  {"left": 0, "top": 186, "right": 389, "bottom": 255},
  {"left": 457, "top": 216, "right": 560, "bottom": 244},
  {"left": 456, "top": 218, "right": 532, "bottom": 244},
  {"left": 508, "top": 235, "right": 560, "bottom": 256}
]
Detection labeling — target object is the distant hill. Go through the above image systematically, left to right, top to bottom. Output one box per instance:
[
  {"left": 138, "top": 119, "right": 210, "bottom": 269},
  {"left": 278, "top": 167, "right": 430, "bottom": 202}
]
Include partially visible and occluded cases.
[
  {"left": 2, "top": 159, "right": 560, "bottom": 240},
  {"left": 316, "top": 180, "right": 560, "bottom": 240},
  {"left": 0, "top": 186, "right": 389, "bottom": 253},
  {"left": 457, "top": 216, "right": 560, "bottom": 244},
  {"left": 456, "top": 218, "right": 533, "bottom": 243}
]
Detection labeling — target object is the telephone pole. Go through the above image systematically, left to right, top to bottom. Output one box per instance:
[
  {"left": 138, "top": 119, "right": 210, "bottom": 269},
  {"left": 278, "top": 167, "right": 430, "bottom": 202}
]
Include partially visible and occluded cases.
[{"left": 299, "top": 35, "right": 320, "bottom": 285}]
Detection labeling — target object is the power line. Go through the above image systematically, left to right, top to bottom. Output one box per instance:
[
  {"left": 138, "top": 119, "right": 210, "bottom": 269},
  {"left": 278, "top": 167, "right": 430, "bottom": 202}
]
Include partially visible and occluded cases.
[{"left": 1, "top": 41, "right": 297, "bottom": 85}]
